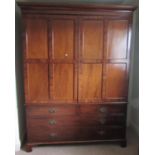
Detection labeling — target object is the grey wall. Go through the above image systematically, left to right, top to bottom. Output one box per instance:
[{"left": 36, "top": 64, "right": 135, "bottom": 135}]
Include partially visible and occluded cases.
[
  {"left": 123, "top": 0, "right": 139, "bottom": 135},
  {"left": 129, "top": 9, "right": 139, "bottom": 134}
]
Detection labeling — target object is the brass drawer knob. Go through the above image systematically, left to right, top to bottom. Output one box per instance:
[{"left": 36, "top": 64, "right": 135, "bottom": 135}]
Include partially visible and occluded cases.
[
  {"left": 99, "top": 107, "right": 107, "bottom": 113},
  {"left": 48, "top": 108, "right": 56, "bottom": 113},
  {"left": 99, "top": 118, "right": 106, "bottom": 124},
  {"left": 49, "top": 120, "right": 56, "bottom": 125},
  {"left": 97, "top": 130, "right": 105, "bottom": 135},
  {"left": 49, "top": 133, "right": 57, "bottom": 138}
]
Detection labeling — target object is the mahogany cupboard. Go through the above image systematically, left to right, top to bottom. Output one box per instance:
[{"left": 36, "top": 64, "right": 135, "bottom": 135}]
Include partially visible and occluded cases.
[{"left": 17, "top": 2, "right": 136, "bottom": 152}]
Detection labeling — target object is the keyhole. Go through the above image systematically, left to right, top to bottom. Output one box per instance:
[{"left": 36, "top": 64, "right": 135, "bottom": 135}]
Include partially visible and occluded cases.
[{"left": 65, "top": 53, "right": 68, "bottom": 57}]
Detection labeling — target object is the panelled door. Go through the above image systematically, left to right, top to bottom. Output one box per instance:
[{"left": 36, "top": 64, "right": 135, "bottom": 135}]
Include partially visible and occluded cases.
[
  {"left": 25, "top": 16, "right": 129, "bottom": 104},
  {"left": 25, "top": 17, "right": 76, "bottom": 104},
  {"left": 78, "top": 17, "right": 129, "bottom": 103},
  {"left": 25, "top": 18, "right": 49, "bottom": 104},
  {"left": 50, "top": 18, "right": 76, "bottom": 103},
  {"left": 78, "top": 18, "right": 104, "bottom": 103},
  {"left": 104, "top": 19, "right": 129, "bottom": 102}
]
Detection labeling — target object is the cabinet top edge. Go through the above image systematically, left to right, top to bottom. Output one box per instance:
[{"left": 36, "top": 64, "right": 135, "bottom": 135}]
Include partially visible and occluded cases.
[{"left": 16, "top": 2, "right": 137, "bottom": 12}]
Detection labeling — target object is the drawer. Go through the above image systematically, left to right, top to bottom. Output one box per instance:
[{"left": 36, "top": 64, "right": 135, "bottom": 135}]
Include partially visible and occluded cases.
[
  {"left": 26, "top": 104, "right": 126, "bottom": 118},
  {"left": 79, "top": 104, "right": 126, "bottom": 116},
  {"left": 26, "top": 105, "right": 78, "bottom": 117},
  {"left": 27, "top": 114, "right": 125, "bottom": 130},
  {"left": 27, "top": 126, "right": 125, "bottom": 142}
]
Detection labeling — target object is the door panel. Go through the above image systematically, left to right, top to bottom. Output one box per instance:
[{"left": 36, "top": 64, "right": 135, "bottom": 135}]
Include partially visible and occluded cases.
[
  {"left": 26, "top": 19, "right": 48, "bottom": 59},
  {"left": 52, "top": 20, "right": 74, "bottom": 60},
  {"left": 81, "top": 20, "right": 103, "bottom": 60},
  {"left": 106, "top": 20, "right": 128, "bottom": 59},
  {"left": 27, "top": 64, "right": 49, "bottom": 102},
  {"left": 52, "top": 64, "right": 74, "bottom": 101},
  {"left": 79, "top": 64, "right": 102, "bottom": 101},
  {"left": 105, "top": 64, "right": 127, "bottom": 99}
]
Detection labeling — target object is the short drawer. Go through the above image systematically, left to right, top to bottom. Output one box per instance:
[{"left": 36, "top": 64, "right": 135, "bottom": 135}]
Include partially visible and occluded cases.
[
  {"left": 79, "top": 104, "right": 126, "bottom": 116},
  {"left": 26, "top": 105, "right": 78, "bottom": 117},
  {"left": 27, "top": 125, "right": 125, "bottom": 142}
]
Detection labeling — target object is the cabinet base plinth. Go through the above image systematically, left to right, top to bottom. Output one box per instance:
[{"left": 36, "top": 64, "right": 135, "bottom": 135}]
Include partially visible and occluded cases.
[
  {"left": 120, "top": 140, "right": 127, "bottom": 148},
  {"left": 24, "top": 144, "right": 33, "bottom": 152}
]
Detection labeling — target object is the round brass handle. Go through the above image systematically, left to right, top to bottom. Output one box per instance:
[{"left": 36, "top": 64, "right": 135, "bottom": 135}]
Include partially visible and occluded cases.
[
  {"left": 99, "top": 107, "right": 107, "bottom": 113},
  {"left": 48, "top": 108, "right": 56, "bottom": 113},
  {"left": 99, "top": 118, "right": 106, "bottom": 124},
  {"left": 49, "top": 120, "right": 56, "bottom": 125},
  {"left": 97, "top": 130, "right": 105, "bottom": 135},
  {"left": 49, "top": 133, "right": 57, "bottom": 138}
]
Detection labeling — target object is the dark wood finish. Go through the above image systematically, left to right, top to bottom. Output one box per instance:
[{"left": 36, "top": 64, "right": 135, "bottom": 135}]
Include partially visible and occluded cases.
[
  {"left": 17, "top": 2, "right": 136, "bottom": 152},
  {"left": 17, "top": 3, "right": 136, "bottom": 10},
  {"left": 18, "top": 3, "right": 136, "bottom": 17},
  {"left": 25, "top": 18, "right": 48, "bottom": 59},
  {"left": 52, "top": 19, "right": 75, "bottom": 60},
  {"left": 104, "top": 19, "right": 129, "bottom": 101},
  {"left": 80, "top": 20, "right": 103, "bottom": 60},
  {"left": 106, "top": 20, "right": 128, "bottom": 59},
  {"left": 26, "top": 63, "right": 49, "bottom": 102},
  {"left": 52, "top": 64, "right": 74, "bottom": 101},
  {"left": 78, "top": 64, "right": 102, "bottom": 102},
  {"left": 105, "top": 64, "right": 127, "bottom": 100},
  {"left": 26, "top": 104, "right": 126, "bottom": 117},
  {"left": 27, "top": 115, "right": 125, "bottom": 128},
  {"left": 27, "top": 125, "right": 124, "bottom": 142},
  {"left": 120, "top": 139, "right": 127, "bottom": 147},
  {"left": 24, "top": 144, "right": 33, "bottom": 152}
]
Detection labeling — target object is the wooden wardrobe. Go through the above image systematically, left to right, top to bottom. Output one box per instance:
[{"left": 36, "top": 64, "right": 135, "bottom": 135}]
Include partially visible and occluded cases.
[{"left": 17, "top": 2, "right": 136, "bottom": 152}]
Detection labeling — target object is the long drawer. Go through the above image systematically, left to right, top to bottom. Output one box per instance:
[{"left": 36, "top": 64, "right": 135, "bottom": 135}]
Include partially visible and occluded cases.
[
  {"left": 26, "top": 104, "right": 126, "bottom": 118},
  {"left": 27, "top": 115, "right": 125, "bottom": 129},
  {"left": 27, "top": 126, "right": 125, "bottom": 142}
]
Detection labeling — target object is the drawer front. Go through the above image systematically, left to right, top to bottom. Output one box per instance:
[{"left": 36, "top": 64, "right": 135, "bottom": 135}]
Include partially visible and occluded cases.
[
  {"left": 26, "top": 104, "right": 126, "bottom": 118},
  {"left": 79, "top": 104, "right": 126, "bottom": 117},
  {"left": 27, "top": 105, "right": 78, "bottom": 117},
  {"left": 27, "top": 115, "right": 125, "bottom": 130},
  {"left": 27, "top": 126, "right": 125, "bottom": 142}
]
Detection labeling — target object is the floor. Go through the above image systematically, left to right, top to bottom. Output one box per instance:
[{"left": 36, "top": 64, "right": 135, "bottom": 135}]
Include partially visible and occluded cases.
[{"left": 16, "top": 128, "right": 139, "bottom": 155}]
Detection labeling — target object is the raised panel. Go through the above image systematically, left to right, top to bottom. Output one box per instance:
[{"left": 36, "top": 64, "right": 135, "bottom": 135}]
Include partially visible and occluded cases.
[
  {"left": 26, "top": 19, "right": 48, "bottom": 59},
  {"left": 52, "top": 20, "right": 74, "bottom": 60},
  {"left": 81, "top": 20, "right": 103, "bottom": 60},
  {"left": 106, "top": 20, "right": 128, "bottom": 59},
  {"left": 27, "top": 64, "right": 49, "bottom": 102},
  {"left": 52, "top": 64, "right": 74, "bottom": 101},
  {"left": 79, "top": 64, "right": 102, "bottom": 101},
  {"left": 105, "top": 64, "right": 127, "bottom": 99}
]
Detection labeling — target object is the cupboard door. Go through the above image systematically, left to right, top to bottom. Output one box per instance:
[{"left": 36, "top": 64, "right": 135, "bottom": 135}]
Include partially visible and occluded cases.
[
  {"left": 26, "top": 18, "right": 48, "bottom": 59},
  {"left": 104, "top": 19, "right": 129, "bottom": 101},
  {"left": 52, "top": 20, "right": 74, "bottom": 60},
  {"left": 81, "top": 20, "right": 103, "bottom": 60},
  {"left": 106, "top": 20, "right": 128, "bottom": 59},
  {"left": 26, "top": 64, "right": 49, "bottom": 102},
  {"left": 52, "top": 64, "right": 74, "bottom": 102},
  {"left": 79, "top": 64, "right": 102, "bottom": 102},
  {"left": 105, "top": 64, "right": 127, "bottom": 100}
]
